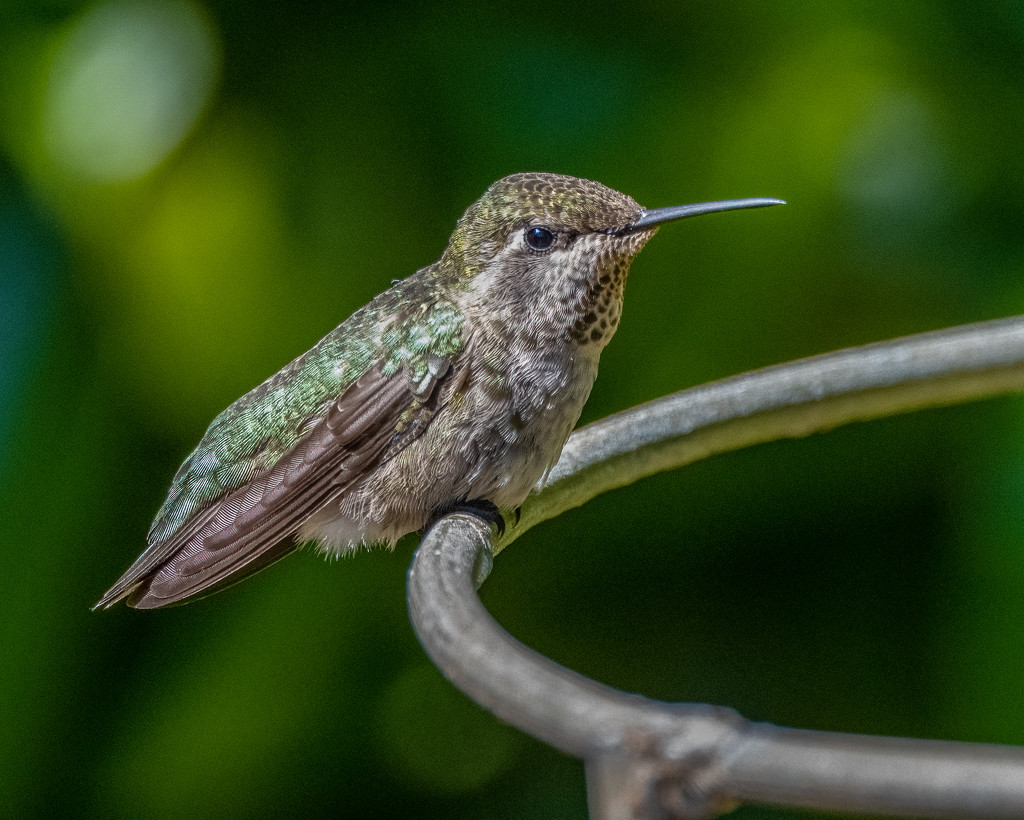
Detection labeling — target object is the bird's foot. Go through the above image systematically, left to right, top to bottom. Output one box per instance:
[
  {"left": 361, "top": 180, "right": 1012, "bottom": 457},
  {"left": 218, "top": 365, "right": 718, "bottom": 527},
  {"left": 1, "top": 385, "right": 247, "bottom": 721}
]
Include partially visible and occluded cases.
[{"left": 427, "top": 498, "right": 506, "bottom": 536}]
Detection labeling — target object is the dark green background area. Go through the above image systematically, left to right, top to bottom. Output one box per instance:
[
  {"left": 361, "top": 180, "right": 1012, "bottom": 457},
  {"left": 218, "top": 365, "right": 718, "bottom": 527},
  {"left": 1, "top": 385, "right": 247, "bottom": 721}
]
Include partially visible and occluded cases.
[{"left": 3, "top": 2, "right": 1024, "bottom": 817}]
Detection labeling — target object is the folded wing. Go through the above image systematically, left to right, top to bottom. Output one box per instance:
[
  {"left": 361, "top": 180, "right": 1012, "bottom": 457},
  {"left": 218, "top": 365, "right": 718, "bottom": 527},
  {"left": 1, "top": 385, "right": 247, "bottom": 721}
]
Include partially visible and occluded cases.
[{"left": 96, "top": 366, "right": 420, "bottom": 609}]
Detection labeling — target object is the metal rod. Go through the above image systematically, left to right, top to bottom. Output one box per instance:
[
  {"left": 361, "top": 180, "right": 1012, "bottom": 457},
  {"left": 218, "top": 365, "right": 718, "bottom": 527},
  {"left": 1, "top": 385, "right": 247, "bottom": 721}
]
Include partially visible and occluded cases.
[{"left": 409, "top": 314, "right": 1024, "bottom": 817}]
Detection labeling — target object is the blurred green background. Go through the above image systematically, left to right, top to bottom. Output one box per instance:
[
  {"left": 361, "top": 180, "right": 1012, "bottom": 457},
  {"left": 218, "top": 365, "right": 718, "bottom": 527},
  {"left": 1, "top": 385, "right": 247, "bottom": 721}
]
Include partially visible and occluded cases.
[{"left": 3, "top": 1, "right": 1024, "bottom": 817}]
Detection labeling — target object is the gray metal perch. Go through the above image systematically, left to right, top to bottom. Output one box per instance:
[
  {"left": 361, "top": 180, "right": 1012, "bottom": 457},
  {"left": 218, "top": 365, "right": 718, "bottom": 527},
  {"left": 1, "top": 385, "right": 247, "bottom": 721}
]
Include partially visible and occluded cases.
[{"left": 408, "top": 315, "right": 1024, "bottom": 819}]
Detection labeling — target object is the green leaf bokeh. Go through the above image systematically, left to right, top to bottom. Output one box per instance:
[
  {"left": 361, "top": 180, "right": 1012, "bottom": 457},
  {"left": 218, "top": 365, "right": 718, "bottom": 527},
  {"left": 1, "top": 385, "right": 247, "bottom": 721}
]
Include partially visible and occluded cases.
[{"left": 3, "top": 2, "right": 1024, "bottom": 818}]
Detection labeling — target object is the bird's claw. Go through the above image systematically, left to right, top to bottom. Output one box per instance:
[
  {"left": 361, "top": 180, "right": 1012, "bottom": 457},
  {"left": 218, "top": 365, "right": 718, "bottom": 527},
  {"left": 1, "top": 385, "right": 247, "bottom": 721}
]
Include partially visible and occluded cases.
[{"left": 426, "top": 498, "right": 506, "bottom": 536}]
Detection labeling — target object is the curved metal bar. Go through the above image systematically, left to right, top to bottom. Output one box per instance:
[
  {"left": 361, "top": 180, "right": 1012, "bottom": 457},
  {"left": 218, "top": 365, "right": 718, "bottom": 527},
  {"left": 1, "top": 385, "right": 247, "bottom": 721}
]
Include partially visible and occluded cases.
[
  {"left": 408, "top": 314, "right": 1024, "bottom": 817},
  {"left": 498, "top": 314, "right": 1024, "bottom": 554},
  {"left": 408, "top": 515, "right": 744, "bottom": 759},
  {"left": 409, "top": 517, "right": 1024, "bottom": 818}
]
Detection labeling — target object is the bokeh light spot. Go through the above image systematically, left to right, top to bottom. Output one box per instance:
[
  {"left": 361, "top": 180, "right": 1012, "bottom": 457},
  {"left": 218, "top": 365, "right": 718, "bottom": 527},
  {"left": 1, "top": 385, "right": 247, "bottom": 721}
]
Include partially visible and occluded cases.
[
  {"left": 43, "top": 0, "right": 219, "bottom": 181},
  {"left": 839, "top": 91, "right": 957, "bottom": 247}
]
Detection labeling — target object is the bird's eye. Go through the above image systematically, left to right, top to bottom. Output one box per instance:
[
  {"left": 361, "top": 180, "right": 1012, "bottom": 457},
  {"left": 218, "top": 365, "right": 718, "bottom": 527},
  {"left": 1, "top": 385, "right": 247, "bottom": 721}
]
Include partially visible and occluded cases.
[{"left": 525, "top": 226, "right": 556, "bottom": 251}]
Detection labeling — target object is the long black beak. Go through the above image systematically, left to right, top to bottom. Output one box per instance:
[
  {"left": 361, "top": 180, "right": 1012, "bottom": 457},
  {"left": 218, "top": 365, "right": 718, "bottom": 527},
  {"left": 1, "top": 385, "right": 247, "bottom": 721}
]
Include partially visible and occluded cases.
[{"left": 617, "top": 197, "right": 785, "bottom": 235}]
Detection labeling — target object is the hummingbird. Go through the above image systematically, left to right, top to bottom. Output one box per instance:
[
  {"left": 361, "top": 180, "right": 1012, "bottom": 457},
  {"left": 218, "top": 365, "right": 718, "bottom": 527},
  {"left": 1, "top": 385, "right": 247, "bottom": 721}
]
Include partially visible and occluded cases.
[{"left": 96, "top": 173, "right": 782, "bottom": 609}]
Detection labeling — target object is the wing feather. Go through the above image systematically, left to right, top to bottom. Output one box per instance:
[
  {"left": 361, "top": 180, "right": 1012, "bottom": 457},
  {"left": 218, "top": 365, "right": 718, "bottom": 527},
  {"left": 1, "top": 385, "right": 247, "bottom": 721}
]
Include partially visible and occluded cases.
[{"left": 95, "top": 366, "right": 420, "bottom": 609}]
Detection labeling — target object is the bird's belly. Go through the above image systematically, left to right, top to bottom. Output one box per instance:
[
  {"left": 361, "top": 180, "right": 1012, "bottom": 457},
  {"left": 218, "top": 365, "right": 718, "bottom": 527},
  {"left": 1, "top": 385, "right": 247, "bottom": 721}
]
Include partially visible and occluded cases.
[{"left": 300, "top": 350, "right": 598, "bottom": 556}]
